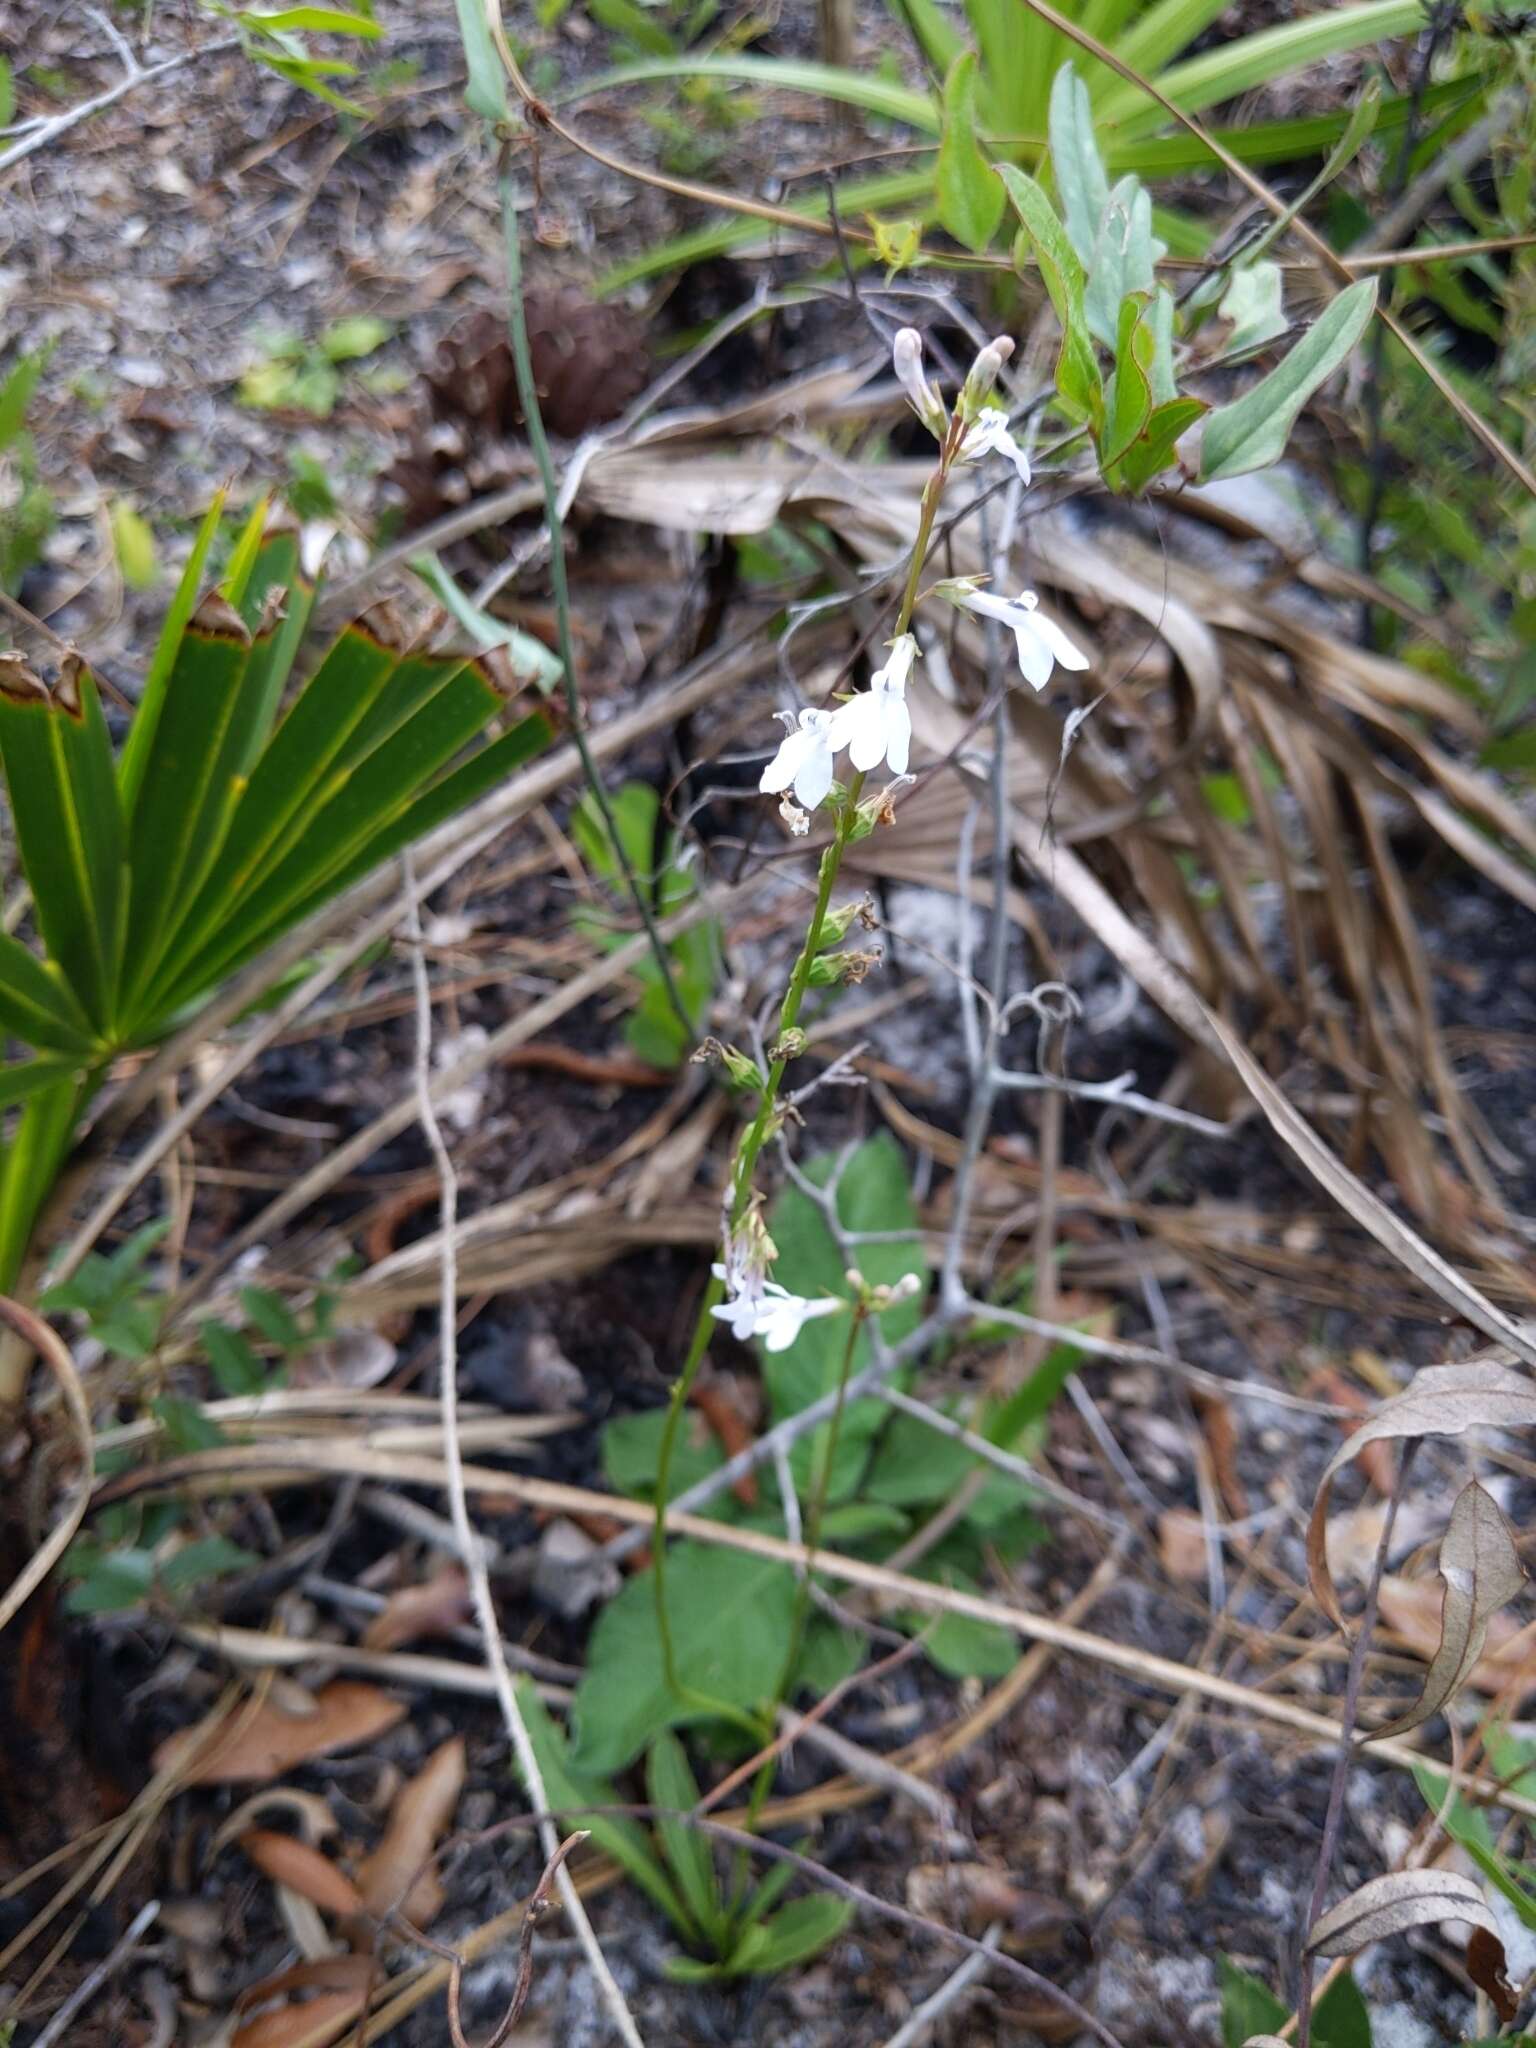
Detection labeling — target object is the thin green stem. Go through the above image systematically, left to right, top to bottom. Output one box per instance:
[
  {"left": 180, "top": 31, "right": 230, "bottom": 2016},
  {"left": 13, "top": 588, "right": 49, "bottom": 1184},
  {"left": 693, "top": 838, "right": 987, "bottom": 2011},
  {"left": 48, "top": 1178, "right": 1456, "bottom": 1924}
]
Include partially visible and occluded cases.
[
  {"left": 496, "top": 165, "right": 692, "bottom": 1043},
  {"left": 648, "top": 436, "right": 954, "bottom": 1725}
]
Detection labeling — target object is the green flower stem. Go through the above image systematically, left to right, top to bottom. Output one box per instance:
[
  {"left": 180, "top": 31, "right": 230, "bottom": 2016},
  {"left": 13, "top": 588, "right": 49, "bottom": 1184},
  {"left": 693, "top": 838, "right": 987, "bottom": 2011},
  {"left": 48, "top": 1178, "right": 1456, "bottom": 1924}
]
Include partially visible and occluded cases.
[{"left": 648, "top": 442, "right": 953, "bottom": 1724}]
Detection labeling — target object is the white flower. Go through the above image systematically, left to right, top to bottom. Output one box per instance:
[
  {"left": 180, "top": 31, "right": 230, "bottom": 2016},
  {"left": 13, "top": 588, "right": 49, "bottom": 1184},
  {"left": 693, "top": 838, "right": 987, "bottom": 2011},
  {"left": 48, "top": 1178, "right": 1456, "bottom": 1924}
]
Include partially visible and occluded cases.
[
  {"left": 892, "top": 327, "right": 947, "bottom": 438},
  {"left": 957, "top": 407, "right": 1031, "bottom": 485},
  {"left": 940, "top": 583, "right": 1090, "bottom": 691},
  {"left": 830, "top": 633, "right": 916, "bottom": 776},
  {"left": 760, "top": 707, "right": 841, "bottom": 810},
  {"left": 710, "top": 1278, "right": 844, "bottom": 1352}
]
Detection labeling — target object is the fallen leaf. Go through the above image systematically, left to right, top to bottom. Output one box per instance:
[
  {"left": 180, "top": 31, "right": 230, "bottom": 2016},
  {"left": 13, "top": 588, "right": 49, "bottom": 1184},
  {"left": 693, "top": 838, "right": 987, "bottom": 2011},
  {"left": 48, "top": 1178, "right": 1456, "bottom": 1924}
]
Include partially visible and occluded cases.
[
  {"left": 1306, "top": 1363, "right": 1536, "bottom": 1632},
  {"left": 1308, "top": 1364, "right": 1396, "bottom": 1494},
  {"left": 1196, "top": 1390, "right": 1247, "bottom": 1519},
  {"left": 1369, "top": 1481, "right": 1525, "bottom": 1739},
  {"left": 360, "top": 1565, "right": 472, "bottom": 1652},
  {"left": 1377, "top": 1577, "right": 1536, "bottom": 1705},
  {"left": 153, "top": 1682, "right": 406, "bottom": 1785},
  {"left": 356, "top": 1735, "right": 466, "bottom": 1924},
  {"left": 211, "top": 1789, "right": 338, "bottom": 1855},
  {"left": 240, "top": 1830, "right": 364, "bottom": 1921},
  {"left": 1307, "top": 1870, "right": 1500, "bottom": 1957},
  {"left": 1468, "top": 1923, "right": 1519, "bottom": 2024},
  {"left": 232, "top": 1957, "right": 373, "bottom": 2048}
]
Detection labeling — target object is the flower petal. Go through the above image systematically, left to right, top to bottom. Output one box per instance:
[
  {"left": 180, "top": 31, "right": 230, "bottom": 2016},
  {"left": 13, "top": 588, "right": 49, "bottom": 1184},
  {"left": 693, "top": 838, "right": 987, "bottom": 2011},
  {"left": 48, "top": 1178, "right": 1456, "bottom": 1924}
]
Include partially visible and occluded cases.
[
  {"left": 1028, "top": 611, "right": 1090, "bottom": 672},
  {"left": 1011, "top": 619, "right": 1056, "bottom": 691},
  {"left": 844, "top": 694, "right": 888, "bottom": 773},
  {"left": 884, "top": 694, "right": 911, "bottom": 776},
  {"left": 760, "top": 726, "right": 812, "bottom": 795},
  {"left": 793, "top": 738, "right": 835, "bottom": 810}
]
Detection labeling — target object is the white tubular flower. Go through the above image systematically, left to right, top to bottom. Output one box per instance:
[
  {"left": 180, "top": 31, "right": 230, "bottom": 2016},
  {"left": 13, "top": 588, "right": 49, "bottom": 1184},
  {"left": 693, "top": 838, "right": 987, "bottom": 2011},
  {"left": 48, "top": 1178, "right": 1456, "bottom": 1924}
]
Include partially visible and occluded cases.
[
  {"left": 892, "top": 327, "right": 947, "bottom": 438},
  {"left": 958, "top": 334, "right": 1014, "bottom": 414},
  {"left": 957, "top": 407, "right": 1031, "bottom": 485},
  {"left": 941, "top": 582, "right": 1089, "bottom": 691},
  {"left": 830, "top": 633, "right": 916, "bottom": 776},
  {"left": 760, "top": 707, "right": 841, "bottom": 810},
  {"left": 710, "top": 1279, "right": 845, "bottom": 1352}
]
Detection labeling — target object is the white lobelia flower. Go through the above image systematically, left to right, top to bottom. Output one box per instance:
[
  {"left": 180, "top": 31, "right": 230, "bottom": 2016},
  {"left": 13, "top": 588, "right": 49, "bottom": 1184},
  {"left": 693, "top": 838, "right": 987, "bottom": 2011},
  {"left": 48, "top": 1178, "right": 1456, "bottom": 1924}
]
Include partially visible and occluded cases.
[
  {"left": 892, "top": 327, "right": 947, "bottom": 438},
  {"left": 956, "top": 407, "right": 1031, "bottom": 485},
  {"left": 940, "top": 582, "right": 1090, "bottom": 691},
  {"left": 830, "top": 633, "right": 916, "bottom": 776},
  {"left": 760, "top": 706, "right": 841, "bottom": 810},
  {"left": 711, "top": 1279, "right": 845, "bottom": 1352}
]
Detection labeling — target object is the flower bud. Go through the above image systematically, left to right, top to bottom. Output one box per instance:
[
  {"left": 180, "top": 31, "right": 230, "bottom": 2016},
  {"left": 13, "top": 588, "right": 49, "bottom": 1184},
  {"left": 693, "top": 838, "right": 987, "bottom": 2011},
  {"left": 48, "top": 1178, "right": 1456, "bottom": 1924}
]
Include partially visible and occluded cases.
[
  {"left": 892, "top": 327, "right": 948, "bottom": 439},
  {"left": 959, "top": 334, "right": 1014, "bottom": 418},
  {"left": 817, "top": 898, "right": 869, "bottom": 949},
  {"left": 769, "top": 1027, "right": 807, "bottom": 1062}
]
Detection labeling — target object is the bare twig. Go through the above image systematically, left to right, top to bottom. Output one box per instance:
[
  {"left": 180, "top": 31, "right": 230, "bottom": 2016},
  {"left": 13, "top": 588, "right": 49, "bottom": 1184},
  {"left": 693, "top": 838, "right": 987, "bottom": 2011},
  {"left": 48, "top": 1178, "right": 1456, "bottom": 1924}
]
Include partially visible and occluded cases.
[
  {"left": 0, "top": 38, "right": 240, "bottom": 176},
  {"left": 401, "top": 850, "right": 644, "bottom": 2048},
  {"left": 27, "top": 1899, "right": 160, "bottom": 2048},
  {"left": 879, "top": 1923, "right": 1002, "bottom": 2048}
]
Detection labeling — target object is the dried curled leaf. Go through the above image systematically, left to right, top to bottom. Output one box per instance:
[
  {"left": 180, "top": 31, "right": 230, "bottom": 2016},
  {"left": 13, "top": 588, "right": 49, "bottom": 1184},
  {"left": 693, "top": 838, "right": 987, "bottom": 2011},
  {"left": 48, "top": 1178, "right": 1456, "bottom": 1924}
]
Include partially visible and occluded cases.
[
  {"left": 1307, "top": 1363, "right": 1536, "bottom": 1632},
  {"left": 1369, "top": 1480, "right": 1525, "bottom": 1740},
  {"left": 153, "top": 1681, "right": 406, "bottom": 1785},
  {"left": 356, "top": 1735, "right": 466, "bottom": 1924},
  {"left": 239, "top": 1830, "right": 364, "bottom": 1921},
  {"left": 1307, "top": 1870, "right": 1501, "bottom": 1958},
  {"left": 1468, "top": 1924, "right": 1519, "bottom": 2024}
]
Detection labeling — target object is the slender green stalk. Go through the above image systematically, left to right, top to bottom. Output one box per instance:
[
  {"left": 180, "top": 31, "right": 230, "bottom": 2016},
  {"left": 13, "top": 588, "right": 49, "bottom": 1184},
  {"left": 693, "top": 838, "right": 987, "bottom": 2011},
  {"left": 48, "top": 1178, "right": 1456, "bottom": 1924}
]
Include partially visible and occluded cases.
[
  {"left": 496, "top": 164, "right": 692, "bottom": 1043},
  {"left": 648, "top": 438, "right": 954, "bottom": 1714}
]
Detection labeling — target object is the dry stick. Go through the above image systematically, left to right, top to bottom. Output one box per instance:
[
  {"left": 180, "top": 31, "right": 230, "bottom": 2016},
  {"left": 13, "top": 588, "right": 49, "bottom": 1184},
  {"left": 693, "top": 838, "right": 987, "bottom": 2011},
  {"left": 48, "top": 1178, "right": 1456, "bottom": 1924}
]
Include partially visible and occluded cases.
[
  {"left": 1009, "top": 0, "right": 1536, "bottom": 501},
  {"left": 0, "top": 36, "right": 241, "bottom": 175},
  {"left": 401, "top": 850, "right": 644, "bottom": 2048},
  {"left": 0, "top": 1299, "right": 93, "bottom": 1631},
  {"left": 89, "top": 1437, "right": 1536, "bottom": 1824},
  {"left": 1293, "top": 1441, "right": 1420, "bottom": 2048},
  {"left": 26, "top": 1899, "right": 160, "bottom": 2048},
  {"left": 879, "top": 1924, "right": 1003, "bottom": 2048}
]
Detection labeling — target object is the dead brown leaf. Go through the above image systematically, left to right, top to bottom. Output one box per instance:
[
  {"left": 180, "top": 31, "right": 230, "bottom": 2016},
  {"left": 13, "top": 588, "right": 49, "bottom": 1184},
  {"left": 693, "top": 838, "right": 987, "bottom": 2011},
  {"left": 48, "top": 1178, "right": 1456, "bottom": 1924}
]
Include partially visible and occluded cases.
[
  {"left": 1306, "top": 1363, "right": 1536, "bottom": 1633},
  {"left": 1369, "top": 1480, "right": 1525, "bottom": 1739},
  {"left": 360, "top": 1565, "right": 472, "bottom": 1653},
  {"left": 1377, "top": 1577, "right": 1536, "bottom": 1705},
  {"left": 153, "top": 1681, "right": 406, "bottom": 1784},
  {"left": 356, "top": 1735, "right": 465, "bottom": 1924},
  {"left": 240, "top": 1829, "right": 365, "bottom": 1921},
  {"left": 1307, "top": 1870, "right": 1501, "bottom": 1957},
  {"left": 1468, "top": 1923, "right": 1519, "bottom": 2024},
  {"left": 232, "top": 1956, "right": 374, "bottom": 2048}
]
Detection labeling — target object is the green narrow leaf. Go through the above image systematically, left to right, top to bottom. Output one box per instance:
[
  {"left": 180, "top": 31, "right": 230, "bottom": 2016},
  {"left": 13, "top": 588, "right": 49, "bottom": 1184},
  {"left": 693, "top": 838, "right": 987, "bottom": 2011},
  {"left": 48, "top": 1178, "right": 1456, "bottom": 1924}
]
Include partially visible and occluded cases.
[
  {"left": 453, "top": 0, "right": 508, "bottom": 121},
  {"left": 242, "top": 4, "right": 383, "bottom": 30},
  {"left": 936, "top": 52, "right": 1004, "bottom": 253},
  {"left": 571, "top": 53, "right": 938, "bottom": 131},
  {"left": 0, "top": 57, "right": 13, "bottom": 130},
  {"left": 1048, "top": 65, "right": 1109, "bottom": 268},
  {"left": 998, "top": 165, "right": 1104, "bottom": 431},
  {"left": 1084, "top": 175, "right": 1164, "bottom": 349},
  {"left": 1200, "top": 278, "right": 1377, "bottom": 482},
  {"left": 1099, "top": 296, "right": 1155, "bottom": 468},
  {"left": 1113, "top": 395, "right": 1207, "bottom": 496},
  {"left": 118, "top": 490, "right": 226, "bottom": 817},
  {"left": 220, "top": 495, "right": 272, "bottom": 609},
  {"left": 236, "top": 523, "right": 315, "bottom": 762},
  {"left": 409, "top": 554, "right": 562, "bottom": 691},
  {"left": 118, "top": 596, "right": 257, "bottom": 1015},
  {"left": 150, "top": 616, "right": 403, "bottom": 995},
  {"left": 0, "top": 659, "right": 124, "bottom": 1030},
  {"left": 0, "top": 930, "right": 97, "bottom": 1055},
  {"left": 0, "top": 1058, "right": 81, "bottom": 1109},
  {"left": 0, "top": 1074, "right": 81, "bottom": 1294},
  {"left": 515, "top": 1683, "right": 690, "bottom": 1929},
  {"left": 647, "top": 1733, "right": 722, "bottom": 1943},
  {"left": 741, "top": 1894, "right": 853, "bottom": 1973}
]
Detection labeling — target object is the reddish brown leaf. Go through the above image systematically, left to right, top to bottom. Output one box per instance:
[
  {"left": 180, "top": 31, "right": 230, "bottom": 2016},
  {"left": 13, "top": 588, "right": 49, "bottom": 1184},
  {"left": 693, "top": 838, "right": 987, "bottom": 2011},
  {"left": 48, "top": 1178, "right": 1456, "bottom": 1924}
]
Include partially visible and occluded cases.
[
  {"left": 360, "top": 1565, "right": 472, "bottom": 1653},
  {"left": 153, "top": 1682, "right": 406, "bottom": 1785},
  {"left": 356, "top": 1735, "right": 466, "bottom": 1924},
  {"left": 240, "top": 1830, "right": 365, "bottom": 1921},
  {"left": 1468, "top": 1924, "right": 1518, "bottom": 2024},
  {"left": 230, "top": 1988, "right": 369, "bottom": 2048}
]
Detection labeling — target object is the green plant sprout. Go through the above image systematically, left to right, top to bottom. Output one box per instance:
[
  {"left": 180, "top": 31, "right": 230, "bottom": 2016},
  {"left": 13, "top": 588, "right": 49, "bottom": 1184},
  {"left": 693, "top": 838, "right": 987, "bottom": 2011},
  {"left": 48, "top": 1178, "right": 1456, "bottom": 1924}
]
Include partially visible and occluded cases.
[{"left": 238, "top": 316, "right": 395, "bottom": 418}]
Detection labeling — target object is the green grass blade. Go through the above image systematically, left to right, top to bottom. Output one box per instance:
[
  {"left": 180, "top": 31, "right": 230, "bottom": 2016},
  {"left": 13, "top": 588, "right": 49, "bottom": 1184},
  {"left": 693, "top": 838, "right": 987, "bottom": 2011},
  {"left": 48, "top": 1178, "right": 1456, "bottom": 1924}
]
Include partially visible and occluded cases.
[
  {"left": 968, "top": 0, "right": 1052, "bottom": 136},
  {"left": 1111, "top": 0, "right": 1231, "bottom": 89},
  {"left": 1100, "top": 1, "right": 1426, "bottom": 135},
  {"left": 560, "top": 54, "right": 938, "bottom": 130},
  {"left": 1109, "top": 78, "right": 1485, "bottom": 175},
  {"left": 118, "top": 489, "right": 225, "bottom": 818},
  {"left": 118, "top": 594, "right": 255, "bottom": 1018},
  {"left": 0, "top": 657, "right": 124, "bottom": 1031},
  {"left": 0, "top": 930, "right": 98, "bottom": 1055},
  {"left": 0, "top": 1057, "right": 82, "bottom": 1109},
  {"left": 647, "top": 1732, "right": 722, "bottom": 1945}
]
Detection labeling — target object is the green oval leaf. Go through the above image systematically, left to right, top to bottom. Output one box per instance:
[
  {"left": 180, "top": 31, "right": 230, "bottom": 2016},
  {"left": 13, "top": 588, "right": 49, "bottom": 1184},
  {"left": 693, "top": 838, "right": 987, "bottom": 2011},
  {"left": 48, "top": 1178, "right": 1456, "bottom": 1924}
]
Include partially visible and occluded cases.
[
  {"left": 937, "top": 51, "right": 1004, "bottom": 253},
  {"left": 1200, "top": 278, "right": 1377, "bottom": 483}
]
